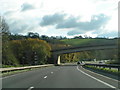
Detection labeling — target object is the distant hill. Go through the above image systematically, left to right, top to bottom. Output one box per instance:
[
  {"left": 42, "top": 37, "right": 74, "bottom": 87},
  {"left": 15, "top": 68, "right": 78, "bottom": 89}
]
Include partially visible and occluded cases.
[{"left": 60, "top": 38, "right": 117, "bottom": 47}]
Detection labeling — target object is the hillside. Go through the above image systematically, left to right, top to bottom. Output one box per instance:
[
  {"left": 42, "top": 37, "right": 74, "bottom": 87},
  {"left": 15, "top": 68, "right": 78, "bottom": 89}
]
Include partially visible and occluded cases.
[{"left": 60, "top": 38, "right": 117, "bottom": 47}]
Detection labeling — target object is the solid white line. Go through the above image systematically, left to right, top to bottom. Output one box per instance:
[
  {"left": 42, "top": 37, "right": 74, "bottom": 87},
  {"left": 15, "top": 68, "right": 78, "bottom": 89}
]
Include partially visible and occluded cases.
[
  {"left": 77, "top": 66, "right": 116, "bottom": 88},
  {"left": 81, "top": 66, "right": 119, "bottom": 82},
  {"left": 44, "top": 76, "right": 47, "bottom": 79},
  {"left": 28, "top": 86, "right": 34, "bottom": 90}
]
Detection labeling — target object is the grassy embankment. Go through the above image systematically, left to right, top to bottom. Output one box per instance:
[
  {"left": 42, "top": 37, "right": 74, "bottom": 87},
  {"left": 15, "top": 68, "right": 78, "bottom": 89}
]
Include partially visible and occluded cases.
[
  {"left": 60, "top": 38, "right": 117, "bottom": 47},
  {"left": 61, "top": 38, "right": 119, "bottom": 75},
  {"left": 83, "top": 65, "right": 120, "bottom": 76}
]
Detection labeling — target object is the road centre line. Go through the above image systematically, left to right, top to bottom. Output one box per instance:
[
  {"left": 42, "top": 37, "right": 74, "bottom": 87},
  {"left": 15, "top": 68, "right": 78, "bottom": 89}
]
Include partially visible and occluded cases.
[
  {"left": 77, "top": 66, "right": 116, "bottom": 88},
  {"left": 51, "top": 72, "right": 53, "bottom": 74},
  {"left": 44, "top": 76, "right": 47, "bottom": 79},
  {"left": 28, "top": 86, "right": 34, "bottom": 90}
]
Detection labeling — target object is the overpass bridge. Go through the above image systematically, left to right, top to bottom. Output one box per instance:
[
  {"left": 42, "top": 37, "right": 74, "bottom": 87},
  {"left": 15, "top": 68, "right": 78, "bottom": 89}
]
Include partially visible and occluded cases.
[{"left": 51, "top": 44, "right": 117, "bottom": 65}]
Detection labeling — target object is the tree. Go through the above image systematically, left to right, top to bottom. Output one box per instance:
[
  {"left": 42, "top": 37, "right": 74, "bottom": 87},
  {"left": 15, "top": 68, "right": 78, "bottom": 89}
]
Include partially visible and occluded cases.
[
  {"left": 0, "top": 16, "right": 10, "bottom": 42},
  {"left": 0, "top": 16, "right": 10, "bottom": 35},
  {"left": 1, "top": 17, "right": 19, "bottom": 65},
  {"left": 27, "top": 32, "right": 39, "bottom": 38},
  {"left": 40, "top": 35, "right": 49, "bottom": 40},
  {"left": 73, "top": 35, "right": 83, "bottom": 39},
  {"left": 10, "top": 38, "right": 51, "bottom": 65}
]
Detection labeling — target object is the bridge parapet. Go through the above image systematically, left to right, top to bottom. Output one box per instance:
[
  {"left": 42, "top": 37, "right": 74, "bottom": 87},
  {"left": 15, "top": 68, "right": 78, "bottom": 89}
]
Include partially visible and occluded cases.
[{"left": 51, "top": 44, "right": 117, "bottom": 65}]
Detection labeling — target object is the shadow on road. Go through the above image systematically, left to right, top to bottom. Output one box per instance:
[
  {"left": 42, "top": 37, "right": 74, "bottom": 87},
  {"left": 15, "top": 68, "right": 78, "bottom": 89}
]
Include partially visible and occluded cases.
[{"left": 60, "top": 64, "right": 77, "bottom": 66}]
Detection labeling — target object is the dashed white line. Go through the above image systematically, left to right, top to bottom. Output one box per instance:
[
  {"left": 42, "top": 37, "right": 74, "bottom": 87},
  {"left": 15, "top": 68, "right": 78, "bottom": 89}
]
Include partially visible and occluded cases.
[
  {"left": 77, "top": 66, "right": 116, "bottom": 88},
  {"left": 51, "top": 72, "right": 53, "bottom": 74},
  {"left": 44, "top": 76, "right": 47, "bottom": 79},
  {"left": 28, "top": 86, "right": 34, "bottom": 90}
]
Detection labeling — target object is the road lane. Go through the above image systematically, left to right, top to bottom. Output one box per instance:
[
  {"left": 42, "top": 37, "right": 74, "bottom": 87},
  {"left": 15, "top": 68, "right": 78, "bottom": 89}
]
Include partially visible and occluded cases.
[
  {"left": 2, "top": 64, "right": 118, "bottom": 89},
  {"left": 34, "top": 65, "right": 114, "bottom": 88},
  {"left": 2, "top": 66, "right": 60, "bottom": 88}
]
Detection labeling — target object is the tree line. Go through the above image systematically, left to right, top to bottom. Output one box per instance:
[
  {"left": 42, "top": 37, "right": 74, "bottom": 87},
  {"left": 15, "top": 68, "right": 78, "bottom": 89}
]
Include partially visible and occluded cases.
[{"left": 1, "top": 17, "right": 51, "bottom": 66}]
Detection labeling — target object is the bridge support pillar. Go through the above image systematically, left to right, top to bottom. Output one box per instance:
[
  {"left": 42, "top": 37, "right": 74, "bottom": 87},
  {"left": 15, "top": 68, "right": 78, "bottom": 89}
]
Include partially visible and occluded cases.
[
  {"left": 53, "top": 54, "right": 61, "bottom": 65},
  {"left": 57, "top": 55, "right": 61, "bottom": 65}
]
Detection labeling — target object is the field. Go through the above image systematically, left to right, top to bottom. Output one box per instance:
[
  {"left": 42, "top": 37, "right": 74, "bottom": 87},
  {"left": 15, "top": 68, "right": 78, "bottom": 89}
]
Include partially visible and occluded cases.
[{"left": 60, "top": 38, "right": 117, "bottom": 47}]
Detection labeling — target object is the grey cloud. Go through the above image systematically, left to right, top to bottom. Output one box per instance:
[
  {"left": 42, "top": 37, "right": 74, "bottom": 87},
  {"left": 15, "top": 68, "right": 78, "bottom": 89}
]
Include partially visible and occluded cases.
[
  {"left": 21, "top": 3, "right": 34, "bottom": 12},
  {"left": 4, "top": 11, "right": 14, "bottom": 16},
  {"left": 40, "top": 13, "right": 66, "bottom": 26},
  {"left": 40, "top": 13, "right": 110, "bottom": 36},
  {"left": 57, "top": 14, "right": 110, "bottom": 30},
  {"left": 64, "top": 14, "right": 110, "bottom": 36},
  {"left": 79, "top": 14, "right": 110, "bottom": 30},
  {"left": 56, "top": 16, "right": 80, "bottom": 29},
  {"left": 7, "top": 19, "right": 35, "bottom": 34},
  {"left": 9, "top": 21, "right": 29, "bottom": 34},
  {"left": 67, "top": 29, "right": 85, "bottom": 36},
  {"left": 98, "top": 31, "right": 118, "bottom": 37}
]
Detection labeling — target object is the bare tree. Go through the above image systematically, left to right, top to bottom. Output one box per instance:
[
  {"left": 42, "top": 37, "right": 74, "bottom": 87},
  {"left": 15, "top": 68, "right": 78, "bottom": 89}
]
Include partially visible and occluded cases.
[{"left": 0, "top": 16, "right": 10, "bottom": 35}]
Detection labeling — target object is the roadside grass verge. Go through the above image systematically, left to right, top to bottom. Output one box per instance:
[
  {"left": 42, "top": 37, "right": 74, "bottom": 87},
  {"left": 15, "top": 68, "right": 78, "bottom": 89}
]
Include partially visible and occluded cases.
[
  {"left": 2, "top": 65, "right": 40, "bottom": 68},
  {"left": 83, "top": 65, "right": 120, "bottom": 76},
  {"left": 1, "top": 69, "right": 31, "bottom": 77}
]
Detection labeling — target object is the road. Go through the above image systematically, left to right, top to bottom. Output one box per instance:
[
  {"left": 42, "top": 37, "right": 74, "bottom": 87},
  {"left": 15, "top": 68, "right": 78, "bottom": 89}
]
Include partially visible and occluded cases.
[{"left": 2, "top": 64, "right": 119, "bottom": 89}]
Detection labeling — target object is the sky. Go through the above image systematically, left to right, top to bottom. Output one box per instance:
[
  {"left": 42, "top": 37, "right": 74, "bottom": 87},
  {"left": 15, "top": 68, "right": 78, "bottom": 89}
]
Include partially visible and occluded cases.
[{"left": 0, "top": 0, "right": 119, "bottom": 38}]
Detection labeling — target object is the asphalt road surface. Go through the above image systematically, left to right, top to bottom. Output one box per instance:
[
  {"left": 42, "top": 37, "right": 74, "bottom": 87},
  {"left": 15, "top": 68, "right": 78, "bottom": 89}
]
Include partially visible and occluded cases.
[{"left": 2, "top": 64, "right": 119, "bottom": 89}]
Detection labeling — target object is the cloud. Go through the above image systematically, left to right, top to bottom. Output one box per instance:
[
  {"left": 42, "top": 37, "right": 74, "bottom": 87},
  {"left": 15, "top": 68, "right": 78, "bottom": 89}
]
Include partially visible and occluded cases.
[
  {"left": 21, "top": 3, "right": 35, "bottom": 12},
  {"left": 4, "top": 11, "right": 15, "bottom": 16},
  {"left": 39, "top": 13, "right": 110, "bottom": 36},
  {"left": 40, "top": 13, "right": 66, "bottom": 26},
  {"left": 57, "top": 14, "right": 110, "bottom": 30},
  {"left": 64, "top": 14, "right": 110, "bottom": 36},
  {"left": 6, "top": 16, "right": 40, "bottom": 34},
  {"left": 56, "top": 16, "right": 80, "bottom": 29},
  {"left": 8, "top": 20, "right": 32, "bottom": 34},
  {"left": 67, "top": 29, "right": 85, "bottom": 36},
  {"left": 98, "top": 31, "right": 118, "bottom": 37}
]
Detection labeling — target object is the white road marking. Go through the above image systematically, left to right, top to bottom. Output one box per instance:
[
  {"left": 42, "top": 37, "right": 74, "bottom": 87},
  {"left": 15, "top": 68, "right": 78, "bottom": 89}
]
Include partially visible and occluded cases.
[
  {"left": 77, "top": 66, "right": 116, "bottom": 88},
  {"left": 81, "top": 66, "right": 119, "bottom": 82},
  {"left": 51, "top": 72, "right": 53, "bottom": 74},
  {"left": 44, "top": 76, "right": 47, "bottom": 79},
  {"left": 28, "top": 86, "right": 34, "bottom": 90}
]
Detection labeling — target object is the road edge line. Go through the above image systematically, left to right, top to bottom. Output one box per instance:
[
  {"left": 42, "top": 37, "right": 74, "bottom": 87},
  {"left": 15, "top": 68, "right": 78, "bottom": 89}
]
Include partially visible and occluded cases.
[
  {"left": 77, "top": 66, "right": 116, "bottom": 88},
  {"left": 81, "top": 66, "right": 119, "bottom": 82}
]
